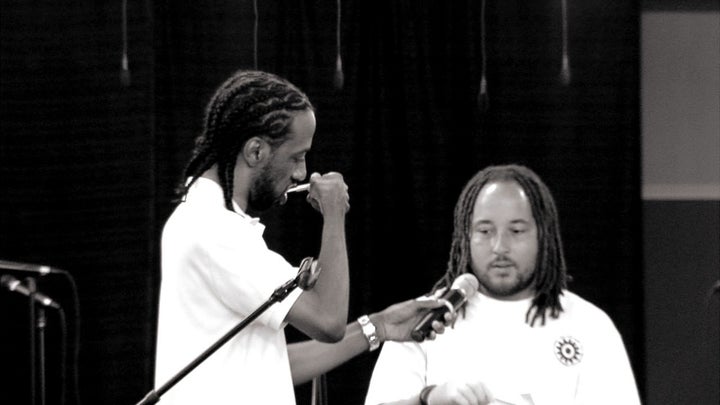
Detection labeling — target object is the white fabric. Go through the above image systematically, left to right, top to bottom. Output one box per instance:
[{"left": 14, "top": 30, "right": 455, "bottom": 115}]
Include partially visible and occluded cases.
[
  {"left": 154, "top": 178, "right": 303, "bottom": 405},
  {"left": 365, "top": 291, "right": 641, "bottom": 405}
]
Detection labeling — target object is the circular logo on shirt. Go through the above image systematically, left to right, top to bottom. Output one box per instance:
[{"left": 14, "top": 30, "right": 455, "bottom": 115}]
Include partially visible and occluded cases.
[{"left": 554, "top": 336, "right": 583, "bottom": 366}]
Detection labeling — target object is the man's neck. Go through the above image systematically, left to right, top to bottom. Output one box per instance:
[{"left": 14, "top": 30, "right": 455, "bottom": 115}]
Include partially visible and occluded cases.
[{"left": 201, "top": 165, "right": 249, "bottom": 211}]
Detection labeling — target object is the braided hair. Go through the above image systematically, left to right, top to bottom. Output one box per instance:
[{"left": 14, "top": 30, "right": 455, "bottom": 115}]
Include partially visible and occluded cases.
[
  {"left": 177, "top": 70, "right": 314, "bottom": 211},
  {"left": 432, "top": 164, "right": 568, "bottom": 326}
]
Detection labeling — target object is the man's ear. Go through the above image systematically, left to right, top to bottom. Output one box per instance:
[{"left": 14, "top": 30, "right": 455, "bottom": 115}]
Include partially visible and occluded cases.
[{"left": 242, "top": 137, "right": 269, "bottom": 167}]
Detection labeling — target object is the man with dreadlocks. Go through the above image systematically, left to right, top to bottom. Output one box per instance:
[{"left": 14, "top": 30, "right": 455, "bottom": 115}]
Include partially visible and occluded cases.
[
  {"left": 153, "top": 70, "right": 448, "bottom": 405},
  {"left": 365, "top": 164, "right": 641, "bottom": 405}
]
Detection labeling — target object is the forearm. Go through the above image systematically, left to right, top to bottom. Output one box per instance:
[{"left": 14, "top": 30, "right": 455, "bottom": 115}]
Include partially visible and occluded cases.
[
  {"left": 286, "top": 214, "right": 349, "bottom": 341},
  {"left": 311, "top": 215, "right": 349, "bottom": 330},
  {"left": 289, "top": 297, "right": 447, "bottom": 399},
  {"left": 288, "top": 319, "right": 368, "bottom": 385},
  {"left": 377, "top": 399, "right": 421, "bottom": 405}
]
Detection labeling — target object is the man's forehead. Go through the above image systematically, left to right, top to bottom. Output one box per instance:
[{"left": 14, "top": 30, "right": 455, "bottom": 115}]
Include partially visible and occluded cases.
[{"left": 477, "top": 181, "right": 529, "bottom": 202}]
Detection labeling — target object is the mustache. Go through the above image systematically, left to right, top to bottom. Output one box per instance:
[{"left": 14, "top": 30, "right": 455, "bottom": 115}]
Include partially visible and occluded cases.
[{"left": 489, "top": 256, "right": 516, "bottom": 267}]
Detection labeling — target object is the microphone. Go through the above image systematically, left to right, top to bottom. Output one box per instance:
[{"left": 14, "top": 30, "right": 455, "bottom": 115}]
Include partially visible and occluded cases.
[
  {"left": 280, "top": 183, "right": 310, "bottom": 206},
  {"left": 287, "top": 183, "right": 310, "bottom": 194},
  {"left": 0, "top": 259, "right": 63, "bottom": 275},
  {"left": 411, "top": 273, "right": 479, "bottom": 342},
  {"left": 1, "top": 274, "right": 61, "bottom": 309}
]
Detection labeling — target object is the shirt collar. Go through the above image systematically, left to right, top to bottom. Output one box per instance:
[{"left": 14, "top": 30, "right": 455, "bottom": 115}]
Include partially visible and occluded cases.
[{"left": 188, "top": 177, "right": 262, "bottom": 226}]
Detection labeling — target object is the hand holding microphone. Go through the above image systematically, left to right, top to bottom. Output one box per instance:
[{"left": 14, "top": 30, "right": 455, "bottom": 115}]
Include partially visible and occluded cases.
[
  {"left": 288, "top": 172, "right": 349, "bottom": 216},
  {"left": 366, "top": 273, "right": 479, "bottom": 345},
  {"left": 411, "top": 273, "right": 479, "bottom": 342},
  {"left": 369, "top": 294, "right": 453, "bottom": 344}
]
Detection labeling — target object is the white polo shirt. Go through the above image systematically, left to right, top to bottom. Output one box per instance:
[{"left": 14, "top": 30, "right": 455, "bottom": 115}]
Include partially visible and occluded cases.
[{"left": 154, "top": 178, "right": 303, "bottom": 404}]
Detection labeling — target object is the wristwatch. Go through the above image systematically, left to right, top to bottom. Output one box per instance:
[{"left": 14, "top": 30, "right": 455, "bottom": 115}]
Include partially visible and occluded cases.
[{"left": 357, "top": 315, "right": 381, "bottom": 352}]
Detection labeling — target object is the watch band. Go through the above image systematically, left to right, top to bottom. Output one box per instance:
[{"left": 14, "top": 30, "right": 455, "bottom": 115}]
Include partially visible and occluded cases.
[{"left": 357, "top": 315, "right": 380, "bottom": 352}]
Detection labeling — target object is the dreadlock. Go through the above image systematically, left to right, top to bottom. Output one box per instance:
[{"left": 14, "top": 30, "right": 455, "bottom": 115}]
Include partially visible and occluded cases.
[
  {"left": 176, "top": 70, "right": 314, "bottom": 211},
  {"left": 432, "top": 164, "right": 568, "bottom": 326}
]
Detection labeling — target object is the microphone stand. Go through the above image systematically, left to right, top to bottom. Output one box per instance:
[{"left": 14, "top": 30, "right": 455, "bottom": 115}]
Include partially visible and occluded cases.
[
  {"left": 136, "top": 257, "right": 319, "bottom": 405},
  {"left": 1, "top": 262, "right": 62, "bottom": 405},
  {"left": 25, "top": 277, "right": 48, "bottom": 405},
  {"left": 28, "top": 277, "right": 38, "bottom": 405},
  {"left": 37, "top": 306, "right": 48, "bottom": 405}
]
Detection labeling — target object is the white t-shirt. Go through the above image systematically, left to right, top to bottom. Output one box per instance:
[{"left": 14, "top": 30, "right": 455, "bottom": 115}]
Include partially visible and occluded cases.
[
  {"left": 154, "top": 178, "right": 303, "bottom": 404},
  {"left": 365, "top": 291, "right": 641, "bottom": 405}
]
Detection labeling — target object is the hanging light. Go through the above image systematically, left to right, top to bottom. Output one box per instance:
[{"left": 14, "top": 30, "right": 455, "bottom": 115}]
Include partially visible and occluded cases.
[
  {"left": 120, "top": 0, "right": 130, "bottom": 87},
  {"left": 253, "top": 0, "right": 259, "bottom": 69},
  {"left": 333, "top": 0, "right": 344, "bottom": 90},
  {"left": 477, "top": 0, "right": 489, "bottom": 112},
  {"left": 559, "top": 0, "right": 571, "bottom": 85}
]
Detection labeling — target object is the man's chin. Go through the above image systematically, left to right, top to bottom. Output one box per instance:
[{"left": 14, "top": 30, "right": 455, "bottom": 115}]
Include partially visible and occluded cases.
[
  {"left": 246, "top": 200, "right": 279, "bottom": 216},
  {"left": 481, "top": 277, "right": 528, "bottom": 298},
  {"left": 491, "top": 285, "right": 536, "bottom": 301}
]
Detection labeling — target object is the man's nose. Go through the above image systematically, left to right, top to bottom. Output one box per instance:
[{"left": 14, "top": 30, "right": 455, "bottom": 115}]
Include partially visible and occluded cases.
[
  {"left": 293, "top": 162, "right": 307, "bottom": 182},
  {"left": 492, "top": 232, "right": 510, "bottom": 254}
]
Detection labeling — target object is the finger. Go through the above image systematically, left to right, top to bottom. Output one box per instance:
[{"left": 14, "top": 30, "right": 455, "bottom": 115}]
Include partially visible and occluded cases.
[
  {"left": 323, "top": 171, "right": 345, "bottom": 186},
  {"left": 307, "top": 197, "right": 321, "bottom": 212},
  {"left": 413, "top": 296, "right": 445, "bottom": 309},
  {"left": 443, "top": 311, "right": 457, "bottom": 327},
  {"left": 431, "top": 320, "right": 446, "bottom": 334},
  {"left": 468, "top": 382, "right": 494, "bottom": 404},
  {"left": 455, "top": 384, "right": 476, "bottom": 405},
  {"left": 483, "top": 384, "right": 495, "bottom": 403}
]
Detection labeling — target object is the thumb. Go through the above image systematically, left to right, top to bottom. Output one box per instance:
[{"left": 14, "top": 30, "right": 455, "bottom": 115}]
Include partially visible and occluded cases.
[{"left": 413, "top": 295, "right": 445, "bottom": 309}]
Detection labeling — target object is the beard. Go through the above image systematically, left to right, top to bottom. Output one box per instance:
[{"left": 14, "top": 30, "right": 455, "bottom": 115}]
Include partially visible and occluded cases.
[
  {"left": 247, "top": 164, "right": 284, "bottom": 213},
  {"left": 476, "top": 264, "right": 535, "bottom": 298}
]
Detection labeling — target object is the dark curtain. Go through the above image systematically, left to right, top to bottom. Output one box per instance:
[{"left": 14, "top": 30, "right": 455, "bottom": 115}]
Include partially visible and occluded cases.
[
  {"left": 0, "top": 1, "right": 641, "bottom": 404},
  {"left": 1, "top": 1, "right": 157, "bottom": 404}
]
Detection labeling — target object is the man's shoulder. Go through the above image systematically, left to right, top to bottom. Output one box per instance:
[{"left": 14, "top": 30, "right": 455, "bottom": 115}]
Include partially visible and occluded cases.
[
  {"left": 164, "top": 200, "right": 262, "bottom": 250},
  {"left": 558, "top": 290, "right": 615, "bottom": 324}
]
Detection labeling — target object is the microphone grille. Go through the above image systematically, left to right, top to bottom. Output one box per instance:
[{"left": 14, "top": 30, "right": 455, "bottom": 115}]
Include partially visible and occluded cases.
[
  {"left": 451, "top": 273, "right": 479, "bottom": 298},
  {"left": 1, "top": 274, "right": 16, "bottom": 288}
]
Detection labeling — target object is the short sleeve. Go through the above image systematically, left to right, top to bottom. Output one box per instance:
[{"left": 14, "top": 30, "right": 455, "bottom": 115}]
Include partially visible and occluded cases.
[
  {"left": 195, "top": 216, "right": 302, "bottom": 331},
  {"left": 364, "top": 341, "right": 427, "bottom": 405}
]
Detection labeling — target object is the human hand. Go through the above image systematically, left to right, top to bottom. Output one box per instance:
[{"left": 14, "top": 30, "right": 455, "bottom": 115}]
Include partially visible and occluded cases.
[
  {"left": 306, "top": 172, "right": 349, "bottom": 216},
  {"left": 369, "top": 293, "right": 456, "bottom": 343},
  {"left": 426, "top": 381, "right": 495, "bottom": 405}
]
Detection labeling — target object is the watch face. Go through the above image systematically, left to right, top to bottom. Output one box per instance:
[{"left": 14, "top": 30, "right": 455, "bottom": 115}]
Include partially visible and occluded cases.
[{"left": 359, "top": 315, "right": 380, "bottom": 351}]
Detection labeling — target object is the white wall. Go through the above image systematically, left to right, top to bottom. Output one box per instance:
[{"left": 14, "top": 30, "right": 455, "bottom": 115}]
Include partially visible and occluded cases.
[
  {"left": 641, "top": 7, "right": 720, "bottom": 405},
  {"left": 641, "top": 10, "right": 720, "bottom": 200}
]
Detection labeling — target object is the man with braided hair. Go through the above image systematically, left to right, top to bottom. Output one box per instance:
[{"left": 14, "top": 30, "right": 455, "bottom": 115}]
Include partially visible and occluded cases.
[
  {"left": 154, "top": 70, "right": 448, "bottom": 404},
  {"left": 365, "top": 164, "right": 641, "bottom": 405}
]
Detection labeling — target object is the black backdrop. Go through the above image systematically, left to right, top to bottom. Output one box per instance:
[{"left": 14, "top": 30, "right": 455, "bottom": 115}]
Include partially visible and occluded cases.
[{"left": 1, "top": 1, "right": 642, "bottom": 404}]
